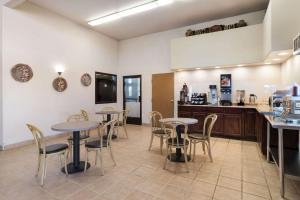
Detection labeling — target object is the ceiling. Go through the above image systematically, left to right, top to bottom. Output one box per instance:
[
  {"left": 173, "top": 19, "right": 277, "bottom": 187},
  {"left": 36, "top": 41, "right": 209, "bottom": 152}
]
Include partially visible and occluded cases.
[{"left": 28, "top": 0, "right": 269, "bottom": 40}]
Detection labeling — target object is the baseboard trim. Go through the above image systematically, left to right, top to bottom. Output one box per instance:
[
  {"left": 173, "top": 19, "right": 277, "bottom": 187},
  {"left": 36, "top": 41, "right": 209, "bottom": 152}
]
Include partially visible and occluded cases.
[{"left": 2, "top": 132, "right": 69, "bottom": 150}]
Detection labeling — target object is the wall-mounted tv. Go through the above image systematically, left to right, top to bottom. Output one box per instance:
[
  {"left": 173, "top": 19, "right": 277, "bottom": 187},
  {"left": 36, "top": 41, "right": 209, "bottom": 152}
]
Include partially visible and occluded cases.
[{"left": 95, "top": 72, "right": 117, "bottom": 104}]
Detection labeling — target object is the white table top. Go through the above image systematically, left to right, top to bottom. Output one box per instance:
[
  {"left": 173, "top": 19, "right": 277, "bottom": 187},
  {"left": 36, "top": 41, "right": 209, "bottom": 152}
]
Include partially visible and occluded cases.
[
  {"left": 96, "top": 110, "right": 122, "bottom": 115},
  {"left": 159, "top": 118, "right": 198, "bottom": 125},
  {"left": 51, "top": 121, "right": 99, "bottom": 132}
]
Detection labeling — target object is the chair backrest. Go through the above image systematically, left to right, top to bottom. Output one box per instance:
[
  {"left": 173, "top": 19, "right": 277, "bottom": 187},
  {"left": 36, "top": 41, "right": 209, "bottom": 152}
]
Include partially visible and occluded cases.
[
  {"left": 80, "top": 110, "right": 89, "bottom": 121},
  {"left": 149, "top": 111, "right": 163, "bottom": 129},
  {"left": 67, "top": 114, "right": 85, "bottom": 122},
  {"left": 203, "top": 114, "right": 218, "bottom": 137},
  {"left": 98, "top": 119, "right": 117, "bottom": 147},
  {"left": 164, "top": 120, "right": 188, "bottom": 148},
  {"left": 26, "top": 124, "right": 45, "bottom": 153}
]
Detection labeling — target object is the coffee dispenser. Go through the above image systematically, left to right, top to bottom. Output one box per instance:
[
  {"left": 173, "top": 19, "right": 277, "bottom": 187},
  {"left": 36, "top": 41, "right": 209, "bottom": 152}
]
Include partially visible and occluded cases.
[
  {"left": 220, "top": 74, "right": 232, "bottom": 106},
  {"left": 209, "top": 85, "right": 218, "bottom": 105}
]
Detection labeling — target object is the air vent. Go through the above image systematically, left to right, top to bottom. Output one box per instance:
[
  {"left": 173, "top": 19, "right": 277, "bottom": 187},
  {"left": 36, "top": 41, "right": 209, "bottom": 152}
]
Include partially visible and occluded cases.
[{"left": 293, "top": 34, "right": 300, "bottom": 55}]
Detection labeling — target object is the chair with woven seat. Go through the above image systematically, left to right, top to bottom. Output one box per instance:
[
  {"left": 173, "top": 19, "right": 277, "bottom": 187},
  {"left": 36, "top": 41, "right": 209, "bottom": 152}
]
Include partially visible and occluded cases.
[
  {"left": 101, "top": 107, "right": 115, "bottom": 123},
  {"left": 114, "top": 109, "right": 129, "bottom": 139},
  {"left": 148, "top": 111, "right": 170, "bottom": 155},
  {"left": 66, "top": 113, "right": 90, "bottom": 158},
  {"left": 188, "top": 114, "right": 218, "bottom": 162},
  {"left": 84, "top": 119, "right": 117, "bottom": 175},
  {"left": 163, "top": 120, "right": 189, "bottom": 172},
  {"left": 26, "top": 124, "right": 69, "bottom": 186}
]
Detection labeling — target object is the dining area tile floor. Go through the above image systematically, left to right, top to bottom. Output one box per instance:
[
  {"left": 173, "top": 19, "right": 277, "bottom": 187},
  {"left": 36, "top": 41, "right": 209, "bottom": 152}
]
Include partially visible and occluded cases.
[{"left": 0, "top": 125, "right": 300, "bottom": 200}]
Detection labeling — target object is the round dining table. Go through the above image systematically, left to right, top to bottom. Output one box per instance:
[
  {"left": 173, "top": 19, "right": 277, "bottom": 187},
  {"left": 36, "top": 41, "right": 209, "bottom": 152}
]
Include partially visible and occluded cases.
[
  {"left": 96, "top": 110, "right": 122, "bottom": 139},
  {"left": 159, "top": 117, "right": 198, "bottom": 163},
  {"left": 51, "top": 121, "right": 99, "bottom": 174}
]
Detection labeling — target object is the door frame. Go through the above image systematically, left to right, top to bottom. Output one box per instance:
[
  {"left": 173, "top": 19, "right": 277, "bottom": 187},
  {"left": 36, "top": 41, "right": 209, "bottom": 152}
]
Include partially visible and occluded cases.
[{"left": 123, "top": 75, "right": 142, "bottom": 125}]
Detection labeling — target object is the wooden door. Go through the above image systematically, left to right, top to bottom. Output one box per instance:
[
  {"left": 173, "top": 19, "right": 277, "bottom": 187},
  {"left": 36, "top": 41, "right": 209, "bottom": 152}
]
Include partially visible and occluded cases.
[
  {"left": 152, "top": 73, "right": 174, "bottom": 118},
  {"left": 244, "top": 109, "right": 257, "bottom": 137},
  {"left": 223, "top": 114, "right": 242, "bottom": 136}
]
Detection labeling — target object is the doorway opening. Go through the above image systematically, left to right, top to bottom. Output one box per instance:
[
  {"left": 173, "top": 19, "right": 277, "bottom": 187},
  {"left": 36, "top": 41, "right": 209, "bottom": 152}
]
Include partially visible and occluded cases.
[{"left": 123, "top": 75, "right": 142, "bottom": 125}]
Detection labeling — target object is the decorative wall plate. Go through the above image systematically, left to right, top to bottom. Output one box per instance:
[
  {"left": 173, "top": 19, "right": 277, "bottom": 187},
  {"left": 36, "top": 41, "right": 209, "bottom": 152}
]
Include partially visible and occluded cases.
[
  {"left": 11, "top": 63, "right": 33, "bottom": 82},
  {"left": 81, "top": 73, "right": 92, "bottom": 86},
  {"left": 53, "top": 77, "right": 68, "bottom": 92}
]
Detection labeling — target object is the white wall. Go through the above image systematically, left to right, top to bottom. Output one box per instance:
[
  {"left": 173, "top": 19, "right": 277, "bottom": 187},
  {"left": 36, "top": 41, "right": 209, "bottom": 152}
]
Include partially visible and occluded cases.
[
  {"left": 2, "top": 2, "right": 119, "bottom": 146},
  {"left": 0, "top": 3, "right": 3, "bottom": 148},
  {"left": 118, "top": 11, "right": 265, "bottom": 123},
  {"left": 281, "top": 55, "right": 300, "bottom": 86},
  {"left": 175, "top": 65, "right": 282, "bottom": 109}
]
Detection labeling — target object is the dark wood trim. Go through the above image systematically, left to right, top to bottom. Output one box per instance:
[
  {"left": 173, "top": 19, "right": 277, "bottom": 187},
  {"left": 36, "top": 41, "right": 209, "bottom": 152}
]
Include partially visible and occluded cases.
[{"left": 123, "top": 75, "right": 142, "bottom": 125}]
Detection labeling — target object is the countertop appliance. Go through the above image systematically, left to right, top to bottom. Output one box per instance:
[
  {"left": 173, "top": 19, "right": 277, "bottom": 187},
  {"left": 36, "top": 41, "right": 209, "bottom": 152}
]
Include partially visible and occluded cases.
[
  {"left": 220, "top": 74, "right": 232, "bottom": 106},
  {"left": 209, "top": 85, "right": 218, "bottom": 105},
  {"left": 236, "top": 90, "right": 245, "bottom": 106},
  {"left": 191, "top": 93, "right": 207, "bottom": 105},
  {"left": 249, "top": 94, "right": 257, "bottom": 105},
  {"left": 281, "top": 96, "right": 300, "bottom": 124}
]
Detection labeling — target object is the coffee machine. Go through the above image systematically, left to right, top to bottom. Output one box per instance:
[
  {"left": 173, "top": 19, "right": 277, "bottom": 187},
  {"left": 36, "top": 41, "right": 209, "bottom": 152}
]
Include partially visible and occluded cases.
[
  {"left": 220, "top": 74, "right": 232, "bottom": 106},
  {"left": 209, "top": 85, "right": 218, "bottom": 105},
  {"left": 236, "top": 90, "right": 245, "bottom": 106}
]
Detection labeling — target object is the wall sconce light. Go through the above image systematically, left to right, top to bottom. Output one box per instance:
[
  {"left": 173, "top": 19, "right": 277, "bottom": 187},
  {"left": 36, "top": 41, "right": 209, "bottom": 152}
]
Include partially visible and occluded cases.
[
  {"left": 53, "top": 65, "right": 67, "bottom": 92},
  {"left": 55, "top": 65, "right": 65, "bottom": 76}
]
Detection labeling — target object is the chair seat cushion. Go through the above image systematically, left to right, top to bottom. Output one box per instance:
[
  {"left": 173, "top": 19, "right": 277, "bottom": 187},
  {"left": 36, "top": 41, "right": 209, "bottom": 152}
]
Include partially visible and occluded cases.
[
  {"left": 152, "top": 129, "right": 171, "bottom": 135},
  {"left": 188, "top": 133, "right": 208, "bottom": 140},
  {"left": 68, "top": 134, "right": 89, "bottom": 141},
  {"left": 167, "top": 138, "right": 189, "bottom": 146},
  {"left": 85, "top": 140, "right": 108, "bottom": 148},
  {"left": 40, "top": 143, "right": 68, "bottom": 154}
]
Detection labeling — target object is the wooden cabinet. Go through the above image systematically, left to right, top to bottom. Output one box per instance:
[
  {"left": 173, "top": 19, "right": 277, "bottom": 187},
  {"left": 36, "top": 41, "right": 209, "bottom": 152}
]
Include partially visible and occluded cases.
[
  {"left": 244, "top": 109, "right": 257, "bottom": 138},
  {"left": 178, "top": 111, "right": 191, "bottom": 118},
  {"left": 191, "top": 112, "right": 206, "bottom": 133},
  {"left": 210, "top": 113, "right": 224, "bottom": 135},
  {"left": 223, "top": 113, "right": 242, "bottom": 136}
]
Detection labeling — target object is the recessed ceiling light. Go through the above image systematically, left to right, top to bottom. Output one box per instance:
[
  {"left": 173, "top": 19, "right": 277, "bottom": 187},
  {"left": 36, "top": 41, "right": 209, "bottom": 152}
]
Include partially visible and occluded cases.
[
  {"left": 88, "top": 0, "right": 173, "bottom": 26},
  {"left": 278, "top": 52, "right": 289, "bottom": 56},
  {"left": 273, "top": 58, "right": 281, "bottom": 61},
  {"left": 264, "top": 62, "right": 271, "bottom": 65},
  {"left": 237, "top": 64, "right": 245, "bottom": 67},
  {"left": 215, "top": 66, "right": 220, "bottom": 69},
  {"left": 196, "top": 67, "right": 201, "bottom": 70},
  {"left": 177, "top": 69, "right": 183, "bottom": 72}
]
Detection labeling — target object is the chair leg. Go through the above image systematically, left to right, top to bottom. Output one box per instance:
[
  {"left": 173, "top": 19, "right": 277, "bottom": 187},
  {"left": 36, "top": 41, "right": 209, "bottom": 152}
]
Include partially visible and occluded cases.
[
  {"left": 123, "top": 126, "right": 128, "bottom": 139},
  {"left": 148, "top": 133, "right": 154, "bottom": 151},
  {"left": 160, "top": 137, "right": 163, "bottom": 155},
  {"left": 68, "top": 140, "right": 72, "bottom": 161},
  {"left": 189, "top": 141, "right": 192, "bottom": 158},
  {"left": 207, "top": 141, "right": 213, "bottom": 162},
  {"left": 193, "top": 142, "right": 196, "bottom": 161},
  {"left": 202, "top": 142, "right": 206, "bottom": 154},
  {"left": 163, "top": 144, "right": 169, "bottom": 169},
  {"left": 109, "top": 146, "right": 116, "bottom": 166},
  {"left": 184, "top": 147, "right": 189, "bottom": 173},
  {"left": 84, "top": 149, "right": 88, "bottom": 173},
  {"left": 98, "top": 149, "right": 104, "bottom": 176},
  {"left": 64, "top": 151, "right": 69, "bottom": 176},
  {"left": 95, "top": 151, "right": 98, "bottom": 165},
  {"left": 36, "top": 154, "right": 41, "bottom": 177},
  {"left": 41, "top": 155, "right": 46, "bottom": 186}
]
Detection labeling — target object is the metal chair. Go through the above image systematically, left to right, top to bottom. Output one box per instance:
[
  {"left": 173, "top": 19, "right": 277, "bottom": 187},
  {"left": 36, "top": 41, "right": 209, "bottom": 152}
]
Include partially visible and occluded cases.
[
  {"left": 115, "top": 109, "right": 129, "bottom": 139},
  {"left": 148, "top": 111, "right": 171, "bottom": 154},
  {"left": 188, "top": 114, "right": 218, "bottom": 162},
  {"left": 84, "top": 119, "right": 117, "bottom": 175},
  {"left": 163, "top": 120, "right": 189, "bottom": 172},
  {"left": 26, "top": 124, "right": 69, "bottom": 186}
]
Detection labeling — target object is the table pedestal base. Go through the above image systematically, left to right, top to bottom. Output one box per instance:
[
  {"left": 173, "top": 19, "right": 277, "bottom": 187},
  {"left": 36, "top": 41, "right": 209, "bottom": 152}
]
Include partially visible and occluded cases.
[
  {"left": 168, "top": 153, "right": 191, "bottom": 162},
  {"left": 61, "top": 162, "right": 90, "bottom": 174}
]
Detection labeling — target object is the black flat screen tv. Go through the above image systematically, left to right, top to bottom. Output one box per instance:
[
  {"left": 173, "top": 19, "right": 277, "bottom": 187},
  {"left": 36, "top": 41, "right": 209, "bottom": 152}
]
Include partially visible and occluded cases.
[{"left": 95, "top": 72, "right": 117, "bottom": 104}]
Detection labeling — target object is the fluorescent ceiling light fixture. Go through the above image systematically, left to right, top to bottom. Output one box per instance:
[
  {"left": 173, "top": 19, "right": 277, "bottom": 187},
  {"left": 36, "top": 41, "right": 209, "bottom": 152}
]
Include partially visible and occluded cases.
[
  {"left": 88, "top": 0, "right": 173, "bottom": 26},
  {"left": 278, "top": 52, "right": 289, "bottom": 56},
  {"left": 273, "top": 58, "right": 281, "bottom": 61}
]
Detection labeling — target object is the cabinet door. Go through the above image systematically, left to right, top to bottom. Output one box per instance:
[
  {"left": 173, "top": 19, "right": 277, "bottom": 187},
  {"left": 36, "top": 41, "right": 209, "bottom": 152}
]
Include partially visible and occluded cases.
[
  {"left": 244, "top": 109, "right": 256, "bottom": 137},
  {"left": 178, "top": 111, "right": 191, "bottom": 118},
  {"left": 191, "top": 112, "right": 207, "bottom": 133},
  {"left": 209, "top": 113, "right": 224, "bottom": 135},
  {"left": 223, "top": 114, "right": 242, "bottom": 136}
]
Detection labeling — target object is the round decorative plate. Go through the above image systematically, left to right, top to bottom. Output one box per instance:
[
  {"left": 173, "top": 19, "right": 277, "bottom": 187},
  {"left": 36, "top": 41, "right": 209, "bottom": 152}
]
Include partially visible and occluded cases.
[
  {"left": 11, "top": 63, "right": 33, "bottom": 82},
  {"left": 81, "top": 73, "right": 91, "bottom": 86},
  {"left": 53, "top": 77, "right": 68, "bottom": 92}
]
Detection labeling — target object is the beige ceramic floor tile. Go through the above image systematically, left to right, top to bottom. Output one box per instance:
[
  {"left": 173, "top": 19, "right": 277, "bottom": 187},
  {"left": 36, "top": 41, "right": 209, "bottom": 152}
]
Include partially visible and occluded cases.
[
  {"left": 217, "top": 176, "right": 242, "bottom": 191},
  {"left": 243, "top": 182, "right": 270, "bottom": 199},
  {"left": 213, "top": 186, "right": 242, "bottom": 200},
  {"left": 243, "top": 193, "right": 267, "bottom": 200}
]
